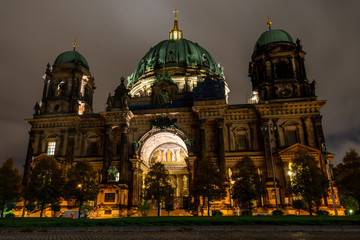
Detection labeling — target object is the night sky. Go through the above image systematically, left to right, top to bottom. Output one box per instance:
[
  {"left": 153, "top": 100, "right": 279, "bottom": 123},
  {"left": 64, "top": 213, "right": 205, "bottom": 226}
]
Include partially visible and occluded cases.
[{"left": 1, "top": 0, "right": 359, "bottom": 171}]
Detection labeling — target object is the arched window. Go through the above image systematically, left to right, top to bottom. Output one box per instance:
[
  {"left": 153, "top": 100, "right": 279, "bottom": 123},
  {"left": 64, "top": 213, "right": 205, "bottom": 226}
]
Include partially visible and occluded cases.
[
  {"left": 276, "top": 60, "right": 292, "bottom": 79},
  {"left": 283, "top": 122, "right": 299, "bottom": 146},
  {"left": 233, "top": 127, "right": 250, "bottom": 151},
  {"left": 45, "top": 133, "right": 59, "bottom": 156},
  {"left": 87, "top": 134, "right": 100, "bottom": 156},
  {"left": 88, "top": 142, "right": 98, "bottom": 156}
]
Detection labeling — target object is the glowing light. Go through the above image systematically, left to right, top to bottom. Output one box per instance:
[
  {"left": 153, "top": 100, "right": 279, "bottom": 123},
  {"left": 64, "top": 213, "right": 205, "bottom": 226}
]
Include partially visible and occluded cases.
[
  {"left": 248, "top": 91, "right": 259, "bottom": 104},
  {"left": 78, "top": 101, "right": 85, "bottom": 115},
  {"left": 47, "top": 142, "right": 56, "bottom": 155},
  {"left": 288, "top": 171, "right": 293, "bottom": 176},
  {"left": 77, "top": 184, "right": 82, "bottom": 188}
]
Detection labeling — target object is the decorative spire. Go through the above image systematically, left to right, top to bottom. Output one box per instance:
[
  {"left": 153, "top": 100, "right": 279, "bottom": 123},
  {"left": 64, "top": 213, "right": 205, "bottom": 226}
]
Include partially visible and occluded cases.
[
  {"left": 173, "top": 8, "right": 179, "bottom": 20},
  {"left": 169, "top": 9, "right": 183, "bottom": 40},
  {"left": 267, "top": 17, "right": 272, "bottom": 30},
  {"left": 72, "top": 40, "right": 77, "bottom": 50}
]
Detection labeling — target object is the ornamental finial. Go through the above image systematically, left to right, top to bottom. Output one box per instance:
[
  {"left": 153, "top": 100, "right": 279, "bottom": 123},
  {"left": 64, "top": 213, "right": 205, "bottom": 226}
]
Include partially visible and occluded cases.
[
  {"left": 169, "top": 9, "right": 183, "bottom": 40},
  {"left": 173, "top": 9, "right": 179, "bottom": 20},
  {"left": 267, "top": 17, "right": 272, "bottom": 30},
  {"left": 72, "top": 40, "right": 77, "bottom": 50}
]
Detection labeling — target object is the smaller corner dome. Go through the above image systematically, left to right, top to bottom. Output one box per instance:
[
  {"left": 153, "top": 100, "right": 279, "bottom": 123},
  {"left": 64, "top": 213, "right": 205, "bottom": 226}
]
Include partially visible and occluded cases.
[
  {"left": 254, "top": 29, "right": 293, "bottom": 52},
  {"left": 54, "top": 50, "right": 89, "bottom": 69}
]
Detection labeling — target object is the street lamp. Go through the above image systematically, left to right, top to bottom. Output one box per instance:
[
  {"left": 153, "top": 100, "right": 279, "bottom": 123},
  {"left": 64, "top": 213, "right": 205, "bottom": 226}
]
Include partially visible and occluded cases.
[{"left": 261, "top": 123, "right": 279, "bottom": 211}]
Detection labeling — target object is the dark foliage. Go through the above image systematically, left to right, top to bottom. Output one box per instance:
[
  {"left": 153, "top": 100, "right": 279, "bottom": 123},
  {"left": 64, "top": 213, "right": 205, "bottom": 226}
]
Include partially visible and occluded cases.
[
  {"left": 335, "top": 149, "right": 360, "bottom": 211},
  {"left": 290, "top": 151, "right": 329, "bottom": 215},
  {"left": 23, "top": 155, "right": 64, "bottom": 217},
  {"left": 191, "top": 155, "right": 228, "bottom": 216},
  {"left": 231, "top": 156, "right": 266, "bottom": 213},
  {"left": 0, "top": 158, "right": 22, "bottom": 218},
  {"left": 64, "top": 160, "right": 99, "bottom": 219},
  {"left": 144, "top": 162, "right": 174, "bottom": 216},
  {"left": 292, "top": 199, "right": 306, "bottom": 215},
  {"left": 272, "top": 209, "right": 284, "bottom": 216},
  {"left": 315, "top": 210, "right": 329, "bottom": 216}
]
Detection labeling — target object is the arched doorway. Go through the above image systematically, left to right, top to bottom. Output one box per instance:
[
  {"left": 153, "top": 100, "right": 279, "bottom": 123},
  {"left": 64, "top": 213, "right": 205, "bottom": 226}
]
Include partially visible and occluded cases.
[{"left": 138, "top": 129, "right": 190, "bottom": 209}]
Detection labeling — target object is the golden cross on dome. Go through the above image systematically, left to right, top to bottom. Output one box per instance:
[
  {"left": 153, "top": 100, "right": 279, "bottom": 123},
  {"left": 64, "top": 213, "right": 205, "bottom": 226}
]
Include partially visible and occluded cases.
[
  {"left": 173, "top": 9, "right": 179, "bottom": 20},
  {"left": 267, "top": 17, "right": 272, "bottom": 30},
  {"left": 72, "top": 40, "right": 78, "bottom": 49}
]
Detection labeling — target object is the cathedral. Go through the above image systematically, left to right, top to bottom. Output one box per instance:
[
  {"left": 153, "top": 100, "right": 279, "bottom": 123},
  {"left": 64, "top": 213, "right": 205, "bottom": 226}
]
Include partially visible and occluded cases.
[{"left": 23, "top": 12, "right": 340, "bottom": 216}]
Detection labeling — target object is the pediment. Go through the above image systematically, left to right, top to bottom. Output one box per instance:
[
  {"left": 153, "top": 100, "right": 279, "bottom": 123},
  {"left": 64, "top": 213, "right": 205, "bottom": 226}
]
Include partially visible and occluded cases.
[{"left": 278, "top": 143, "right": 320, "bottom": 155}]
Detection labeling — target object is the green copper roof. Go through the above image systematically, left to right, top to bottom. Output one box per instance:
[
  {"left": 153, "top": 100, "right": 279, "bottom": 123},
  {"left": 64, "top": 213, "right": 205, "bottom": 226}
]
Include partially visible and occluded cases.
[
  {"left": 254, "top": 29, "right": 293, "bottom": 51},
  {"left": 128, "top": 38, "right": 221, "bottom": 85},
  {"left": 54, "top": 50, "right": 89, "bottom": 69}
]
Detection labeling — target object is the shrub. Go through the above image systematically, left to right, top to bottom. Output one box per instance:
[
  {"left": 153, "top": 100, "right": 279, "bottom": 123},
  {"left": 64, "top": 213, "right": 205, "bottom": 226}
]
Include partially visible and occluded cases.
[
  {"left": 292, "top": 199, "right": 306, "bottom": 215},
  {"left": 138, "top": 200, "right": 151, "bottom": 217},
  {"left": 188, "top": 202, "right": 199, "bottom": 216},
  {"left": 165, "top": 204, "right": 174, "bottom": 216},
  {"left": 272, "top": 209, "right": 284, "bottom": 216},
  {"left": 211, "top": 210, "right": 223, "bottom": 216},
  {"left": 241, "top": 210, "right": 252, "bottom": 216},
  {"left": 315, "top": 210, "right": 329, "bottom": 216},
  {"left": 4, "top": 213, "right": 15, "bottom": 218}
]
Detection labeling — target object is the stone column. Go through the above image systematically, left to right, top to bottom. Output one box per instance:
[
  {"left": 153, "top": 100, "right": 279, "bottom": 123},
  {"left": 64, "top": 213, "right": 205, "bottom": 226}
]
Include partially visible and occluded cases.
[
  {"left": 311, "top": 115, "right": 325, "bottom": 149},
  {"left": 301, "top": 117, "right": 309, "bottom": 146},
  {"left": 273, "top": 118, "right": 280, "bottom": 149},
  {"left": 217, "top": 119, "right": 226, "bottom": 177},
  {"left": 199, "top": 120, "right": 207, "bottom": 160},
  {"left": 226, "top": 123, "right": 232, "bottom": 152},
  {"left": 119, "top": 124, "right": 130, "bottom": 183},
  {"left": 102, "top": 126, "right": 113, "bottom": 183},
  {"left": 65, "top": 129, "right": 75, "bottom": 163},
  {"left": 23, "top": 130, "right": 35, "bottom": 185},
  {"left": 129, "top": 158, "right": 142, "bottom": 208}
]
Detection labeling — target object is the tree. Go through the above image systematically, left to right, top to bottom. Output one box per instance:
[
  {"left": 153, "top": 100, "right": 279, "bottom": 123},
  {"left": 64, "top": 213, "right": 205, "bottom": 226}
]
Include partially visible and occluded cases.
[
  {"left": 335, "top": 149, "right": 360, "bottom": 210},
  {"left": 290, "top": 151, "right": 329, "bottom": 215},
  {"left": 24, "top": 155, "right": 64, "bottom": 217},
  {"left": 191, "top": 156, "right": 227, "bottom": 216},
  {"left": 231, "top": 156, "right": 267, "bottom": 213},
  {"left": 0, "top": 158, "right": 22, "bottom": 218},
  {"left": 64, "top": 160, "right": 99, "bottom": 219},
  {"left": 144, "top": 162, "right": 174, "bottom": 216},
  {"left": 51, "top": 202, "right": 61, "bottom": 218}
]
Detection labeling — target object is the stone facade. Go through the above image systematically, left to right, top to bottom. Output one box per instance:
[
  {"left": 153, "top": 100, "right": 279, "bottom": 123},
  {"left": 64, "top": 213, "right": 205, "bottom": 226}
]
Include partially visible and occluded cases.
[{"left": 23, "top": 22, "right": 340, "bottom": 216}]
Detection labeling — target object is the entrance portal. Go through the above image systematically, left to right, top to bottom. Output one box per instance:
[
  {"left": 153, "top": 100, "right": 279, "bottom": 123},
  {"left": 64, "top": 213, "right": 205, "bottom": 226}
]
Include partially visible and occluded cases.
[{"left": 139, "top": 130, "right": 190, "bottom": 208}]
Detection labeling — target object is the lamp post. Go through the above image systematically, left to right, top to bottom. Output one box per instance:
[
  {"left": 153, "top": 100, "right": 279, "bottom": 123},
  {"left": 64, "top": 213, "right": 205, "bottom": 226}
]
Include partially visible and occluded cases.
[
  {"left": 261, "top": 123, "right": 279, "bottom": 210},
  {"left": 321, "top": 143, "right": 338, "bottom": 216},
  {"left": 77, "top": 183, "right": 83, "bottom": 219}
]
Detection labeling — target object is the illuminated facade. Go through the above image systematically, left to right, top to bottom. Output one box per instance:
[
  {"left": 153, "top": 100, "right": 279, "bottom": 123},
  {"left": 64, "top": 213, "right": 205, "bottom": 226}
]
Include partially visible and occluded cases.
[{"left": 23, "top": 14, "right": 340, "bottom": 216}]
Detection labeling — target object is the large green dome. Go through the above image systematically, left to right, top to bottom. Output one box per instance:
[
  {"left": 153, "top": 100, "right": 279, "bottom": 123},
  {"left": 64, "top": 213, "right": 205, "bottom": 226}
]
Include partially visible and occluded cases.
[
  {"left": 254, "top": 29, "right": 293, "bottom": 51},
  {"left": 128, "top": 38, "right": 221, "bottom": 85},
  {"left": 54, "top": 50, "right": 89, "bottom": 69}
]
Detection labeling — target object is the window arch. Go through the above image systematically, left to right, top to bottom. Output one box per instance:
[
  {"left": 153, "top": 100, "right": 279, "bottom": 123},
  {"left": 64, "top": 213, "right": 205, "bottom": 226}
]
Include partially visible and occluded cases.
[
  {"left": 275, "top": 59, "right": 292, "bottom": 79},
  {"left": 282, "top": 122, "right": 299, "bottom": 146},
  {"left": 232, "top": 127, "right": 250, "bottom": 151},
  {"left": 45, "top": 133, "right": 59, "bottom": 156},
  {"left": 87, "top": 134, "right": 100, "bottom": 156}
]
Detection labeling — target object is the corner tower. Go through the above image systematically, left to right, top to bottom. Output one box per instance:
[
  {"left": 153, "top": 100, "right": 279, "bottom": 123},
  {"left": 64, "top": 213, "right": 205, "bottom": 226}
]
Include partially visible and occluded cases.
[
  {"left": 249, "top": 20, "right": 316, "bottom": 102},
  {"left": 36, "top": 42, "right": 95, "bottom": 116}
]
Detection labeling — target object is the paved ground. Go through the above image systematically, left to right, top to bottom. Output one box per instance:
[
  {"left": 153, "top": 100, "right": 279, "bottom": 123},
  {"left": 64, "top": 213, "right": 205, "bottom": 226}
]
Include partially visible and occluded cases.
[{"left": 0, "top": 231, "right": 360, "bottom": 240}]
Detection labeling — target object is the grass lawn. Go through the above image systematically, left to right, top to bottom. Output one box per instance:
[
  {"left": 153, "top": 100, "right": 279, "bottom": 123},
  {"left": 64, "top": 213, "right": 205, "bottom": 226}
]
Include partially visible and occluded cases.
[{"left": 0, "top": 216, "right": 360, "bottom": 228}]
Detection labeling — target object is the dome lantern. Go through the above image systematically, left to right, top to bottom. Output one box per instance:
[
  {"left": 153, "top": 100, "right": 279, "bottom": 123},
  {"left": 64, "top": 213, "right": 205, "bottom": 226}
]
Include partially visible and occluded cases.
[{"left": 169, "top": 9, "right": 183, "bottom": 40}]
